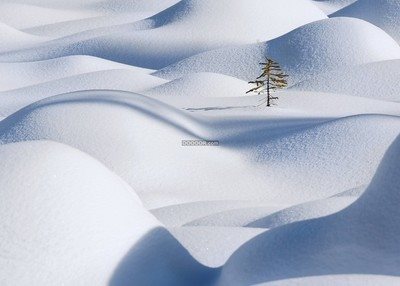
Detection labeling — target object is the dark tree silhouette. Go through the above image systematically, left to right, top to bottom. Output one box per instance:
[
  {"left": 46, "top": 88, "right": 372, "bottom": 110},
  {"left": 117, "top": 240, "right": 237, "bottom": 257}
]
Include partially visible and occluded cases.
[{"left": 246, "top": 58, "right": 288, "bottom": 107}]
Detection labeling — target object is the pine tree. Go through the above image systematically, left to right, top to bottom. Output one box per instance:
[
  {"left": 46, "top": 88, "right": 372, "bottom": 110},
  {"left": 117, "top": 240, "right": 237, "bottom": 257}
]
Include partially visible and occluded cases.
[{"left": 246, "top": 58, "right": 288, "bottom": 107}]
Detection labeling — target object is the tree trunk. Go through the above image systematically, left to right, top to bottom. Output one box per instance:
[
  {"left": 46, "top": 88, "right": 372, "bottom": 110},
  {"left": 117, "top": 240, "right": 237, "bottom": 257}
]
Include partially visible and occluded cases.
[{"left": 267, "top": 76, "right": 271, "bottom": 107}]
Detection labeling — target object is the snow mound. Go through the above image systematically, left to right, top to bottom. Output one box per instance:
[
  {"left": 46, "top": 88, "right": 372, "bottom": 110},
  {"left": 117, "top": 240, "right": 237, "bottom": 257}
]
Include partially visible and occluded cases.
[
  {"left": 0, "top": 0, "right": 326, "bottom": 68},
  {"left": 88, "top": 0, "right": 181, "bottom": 13},
  {"left": 144, "top": 0, "right": 326, "bottom": 42},
  {"left": 312, "top": 0, "right": 358, "bottom": 14},
  {"left": 332, "top": 0, "right": 400, "bottom": 43},
  {"left": 0, "top": 2, "right": 100, "bottom": 30},
  {"left": 156, "top": 17, "right": 400, "bottom": 83},
  {"left": 0, "top": 22, "right": 45, "bottom": 52},
  {"left": 0, "top": 55, "right": 153, "bottom": 92},
  {"left": 293, "top": 59, "right": 400, "bottom": 101},
  {"left": 0, "top": 69, "right": 166, "bottom": 117},
  {"left": 145, "top": 73, "right": 249, "bottom": 98},
  {"left": 0, "top": 90, "right": 219, "bottom": 207},
  {"left": 276, "top": 91, "right": 400, "bottom": 117},
  {"left": 0, "top": 92, "right": 399, "bottom": 208},
  {"left": 242, "top": 115, "right": 400, "bottom": 203},
  {"left": 219, "top": 134, "right": 400, "bottom": 285},
  {"left": 0, "top": 140, "right": 146, "bottom": 284},
  {"left": 0, "top": 140, "right": 213, "bottom": 286},
  {"left": 247, "top": 197, "right": 358, "bottom": 229},
  {"left": 151, "top": 200, "right": 281, "bottom": 227},
  {"left": 184, "top": 207, "right": 283, "bottom": 228},
  {"left": 169, "top": 226, "right": 266, "bottom": 267},
  {"left": 260, "top": 275, "right": 400, "bottom": 286}
]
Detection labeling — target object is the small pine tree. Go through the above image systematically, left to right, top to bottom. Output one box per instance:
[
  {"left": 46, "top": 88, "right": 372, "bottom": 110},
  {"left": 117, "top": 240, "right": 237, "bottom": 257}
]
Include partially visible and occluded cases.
[{"left": 246, "top": 58, "right": 288, "bottom": 107}]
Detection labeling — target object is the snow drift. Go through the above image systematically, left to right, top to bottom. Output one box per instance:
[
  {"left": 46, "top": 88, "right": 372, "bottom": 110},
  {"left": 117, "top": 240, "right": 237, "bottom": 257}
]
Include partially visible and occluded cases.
[
  {"left": 0, "top": 0, "right": 326, "bottom": 68},
  {"left": 312, "top": 0, "right": 358, "bottom": 14},
  {"left": 333, "top": 0, "right": 400, "bottom": 43},
  {"left": 155, "top": 17, "right": 400, "bottom": 83},
  {"left": 0, "top": 22, "right": 46, "bottom": 52},
  {"left": 0, "top": 55, "right": 154, "bottom": 92},
  {"left": 293, "top": 59, "right": 400, "bottom": 102},
  {"left": 0, "top": 70, "right": 166, "bottom": 117},
  {"left": 145, "top": 72, "right": 249, "bottom": 98},
  {"left": 0, "top": 91, "right": 399, "bottom": 208},
  {"left": 219, "top": 134, "right": 400, "bottom": 285},
  {"left": 0, "top": 140, "right": 214, "bottom": 286}
]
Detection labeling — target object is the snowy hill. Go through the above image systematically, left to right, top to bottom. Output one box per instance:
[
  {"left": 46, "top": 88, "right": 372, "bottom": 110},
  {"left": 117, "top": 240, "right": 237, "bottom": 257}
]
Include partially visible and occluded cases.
[
  {"left": 0, "top": 0, "right": 399, "bottom": 285},
  {"left": 0, "top": 0, "right": 326, "bottom": 68},
  {"left": 312, "top": 0, "right": 358, "bottom": 14},
  {"left": 332, "top": 0, "right": 400, "bottom": 43},
  {"left": 156, "top": 18, "right": 400, "bottom": 83},
  {"left": 293, "top": 59, "right": 400, "bottom": 101},
  {"left": 219, "top": 134, "right": 400, "bottom": 285}
]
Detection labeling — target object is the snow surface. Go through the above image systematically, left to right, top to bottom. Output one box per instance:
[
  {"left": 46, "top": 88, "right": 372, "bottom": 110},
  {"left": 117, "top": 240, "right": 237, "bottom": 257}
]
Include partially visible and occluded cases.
[
  {"left": 0, "top": 0, "right": 399, "bottom": 285},
  {"left": 312, "top": 0, "right": 358, "bottom": 14},
  {"left": 332, "top": 0, "right": 400, "bottom": 43},
  {"left": 155, "top": 18, "right": 400, "bottom": 83},
  {"left": 219, "top": 134, "right": 400, "bottom": 285}
]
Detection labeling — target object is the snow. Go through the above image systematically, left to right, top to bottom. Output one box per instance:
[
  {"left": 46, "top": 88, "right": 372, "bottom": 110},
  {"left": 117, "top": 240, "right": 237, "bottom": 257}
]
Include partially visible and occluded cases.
[
  {"left": 0, "top": 0, "right": 399, "bottom": 285},
  {"left": 0, "top": 0, "right": 326, "bottom": 68},
  {"left": 312, "top": 0, "right": 358, "bottom": 14},
  {"left": 332, "top": 0, "right": 400, "bottom": 43},
  {"left": 0, "top": 2, "right": 100, "bottom": 30},
  {"left": 155, "top": 18, "right": 400, "bottom": 83},
  {"left": 0, "top": 22, "right": 46, "bottom": 52},
  {"left": 0, "top": 55, "right": 154, "bottom": 91},
  {"left": 293, "top": 59, "right": 400, "bottom": 101},
  {"left": 145, "top": 72, "right": 249, "bottom": 98},
  {"left": 219, "top": 134, "right": 400, "bottom": 285},
  {"left": 0, "top": 140, "right": 157, "bottom": 285}
]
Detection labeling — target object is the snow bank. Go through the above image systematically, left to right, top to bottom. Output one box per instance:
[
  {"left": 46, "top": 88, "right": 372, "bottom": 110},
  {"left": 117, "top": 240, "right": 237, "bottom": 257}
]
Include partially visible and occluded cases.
[
  {"left": 0, "top": 0, "right": 326, "bottom": 68},
  {"left": 88, "top": 0, "right": 181, "bottom": 13},
  {"left": 312, "top": 0, "right": 358, "bottom": 14},
  {"left": 332, "top": 0, "right": 400, "bottom": 43},
  {"left": 0, "top": 2, "right": 99, "bottom": 30},
  {"left": 156, "top": 18, "right": 400, "bottom": 83},
  {"left": 0, "top": 22, "right": 45, "bottom": 52},
  {"left": 0, "top": 55, "right": 154, "bottom": 92},
  {"left": 293, "top": 59, "right": 400, "bottom": 101},
  {"left": 0, "top": 70, "right": 167, "bottom": 117},
  {"left": 145, "top": 72, "right": 249, "bottom": 98},
  {"left": 0, "top": 91, "right": 399, "bottom": 208},
  {"left": 242, "top": 115, "right": 400, "bottom": 203},
  {"left": 219, "top": 134, "right": 400, "bottom": 285},
  {"left": 0, "top": 140, "right": 153, "bottom": 284},
  {"left": 0, "top": 140, "right": 214, "bottom": 286},
  {"left": 247, "top": 197, "right": 358, "bottom": 229},
  {"left": 151, "top": 200, "right": 281, "bottom": 227},
  {"left": 169, "top": 226, "right": 266, "bottom": 267}
]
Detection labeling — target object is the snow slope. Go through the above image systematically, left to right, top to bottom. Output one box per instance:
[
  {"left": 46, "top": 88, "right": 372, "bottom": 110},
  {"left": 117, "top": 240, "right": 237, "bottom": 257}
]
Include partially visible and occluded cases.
[
  {"left": 0, "top": 0, "right": 326, "bottom": 68},
  {"left": 312, "top": 0, "right": 358, "bottom": 14},
  {"left": 332, "top": 0, "right": 400, "bottom": 43},
  {"left": 0, "top": 1, "right": 399, "bottom": 285},
  {"left": 0, "top": 2, "right": 100, "bottom": 30},
  {"left": 155, "top": 18, "right": 400, "bottom": 83},
  {"left": 0, "top": 22, "right": 46, "bottom": 53},
  {"left": 0, "top": 55, "right": 154, "bottom": 92},
  {"left": 293, "top": 59, "right": 400, "bottom": 101},
  {"left": 0, "top": 70, "right": 167, "bottom": 117},
  {"left": 145, "top": 72, "right": 249, "bottom": 98},
  {"left": 0, "top": 91, "right": 399, "bottom": 208},
  {"left": 219, "top": 134, "right": 400, "bottom": 285},
  {"left": 0, "top": 140, "right": 215, "bottom": 286},
  {"left": 0, "top": 141, "right": 155, "bottom": 285}
]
